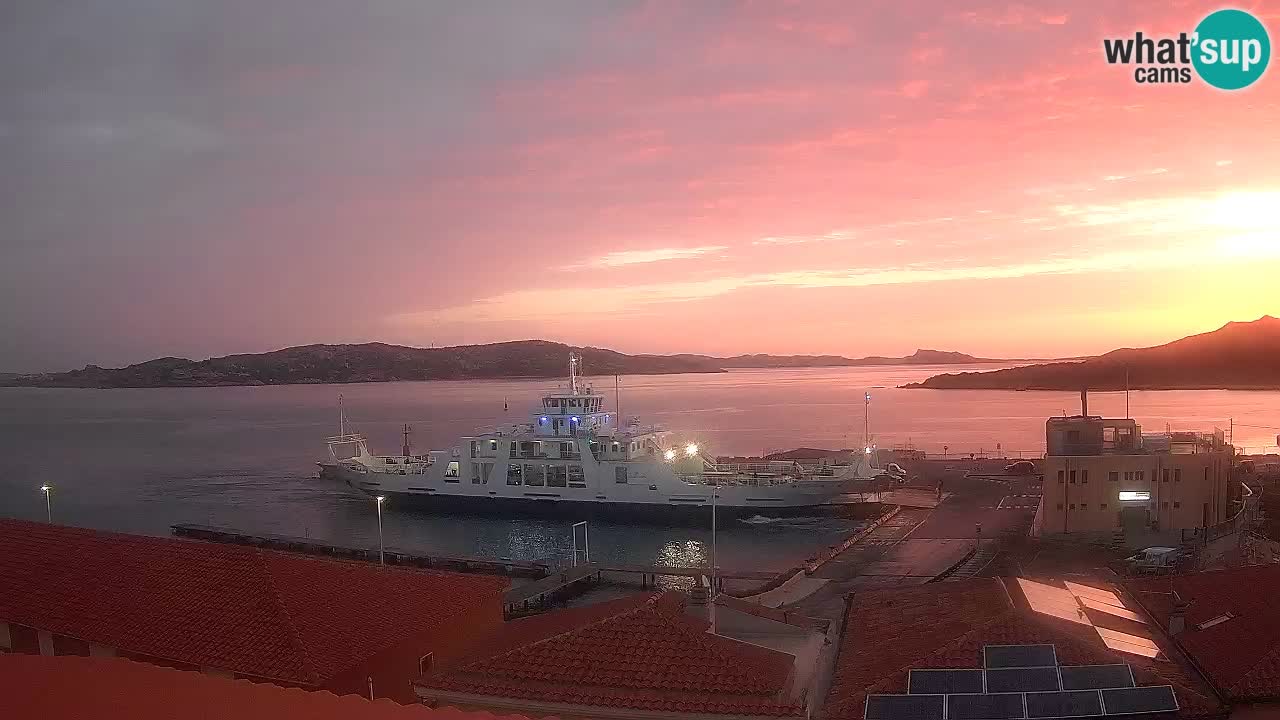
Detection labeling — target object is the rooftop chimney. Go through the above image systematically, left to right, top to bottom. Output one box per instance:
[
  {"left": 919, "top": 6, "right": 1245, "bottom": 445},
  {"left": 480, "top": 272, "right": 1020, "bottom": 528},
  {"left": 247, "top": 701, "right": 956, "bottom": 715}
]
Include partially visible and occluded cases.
[
  {"left": 1080, "top": 389, "right": 1089, "bottom": 417},
  {"left": 1169, "top": 595, "right": 1188, "bottom": 636}
]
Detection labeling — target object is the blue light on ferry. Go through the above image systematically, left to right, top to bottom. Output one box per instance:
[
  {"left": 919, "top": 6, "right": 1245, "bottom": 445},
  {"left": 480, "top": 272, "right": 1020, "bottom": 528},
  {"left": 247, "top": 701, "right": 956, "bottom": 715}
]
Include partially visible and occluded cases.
[
  {"left": 540, "top": 416, "right": 547, "bottom": 423},
  {"left": 571, "top": 416, "right": 579, "bottom": 422}
]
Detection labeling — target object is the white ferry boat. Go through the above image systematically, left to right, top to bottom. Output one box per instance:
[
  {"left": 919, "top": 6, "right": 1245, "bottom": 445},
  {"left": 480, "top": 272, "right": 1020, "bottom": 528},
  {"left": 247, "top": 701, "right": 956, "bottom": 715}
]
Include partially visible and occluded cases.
[{"left": 318, "top": 354, "right": 880, "bottom": 520}]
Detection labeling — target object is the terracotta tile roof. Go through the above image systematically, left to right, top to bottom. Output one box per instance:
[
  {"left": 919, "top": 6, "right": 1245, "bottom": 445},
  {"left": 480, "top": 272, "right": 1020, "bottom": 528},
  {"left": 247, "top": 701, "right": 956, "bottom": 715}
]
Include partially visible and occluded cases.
[
  {"left": 0, "top": 518, "right": 507, "bottom": 685},
  {"left": 1124, "top": 565, "right": 1280, "bottom": 702},
  {"left": 822, "top": 578, "right": 1226, "bottom": 720},
  {"left": 419, "top": 591, "right": 804, "bottom": 717},
  {"left": 0, "top": 654, "right": 540, "bottom": 720}
]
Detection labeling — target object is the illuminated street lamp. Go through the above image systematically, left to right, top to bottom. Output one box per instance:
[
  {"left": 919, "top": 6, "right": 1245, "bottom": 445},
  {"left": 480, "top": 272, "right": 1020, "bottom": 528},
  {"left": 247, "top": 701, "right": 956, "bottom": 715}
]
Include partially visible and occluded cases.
[
  {"left": 39, "top": 485, "right": 52, "bottom": 523},
  {"left": 375, "top": 495, "right": 386, "bottom": 566}
]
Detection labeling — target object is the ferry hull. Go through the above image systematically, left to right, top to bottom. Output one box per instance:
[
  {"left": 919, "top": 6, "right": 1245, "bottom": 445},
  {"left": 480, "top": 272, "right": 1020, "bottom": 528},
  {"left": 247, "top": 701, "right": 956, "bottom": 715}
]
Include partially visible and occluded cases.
[{"left": 320, "top": 466, "right": 871, "bottom": 524}]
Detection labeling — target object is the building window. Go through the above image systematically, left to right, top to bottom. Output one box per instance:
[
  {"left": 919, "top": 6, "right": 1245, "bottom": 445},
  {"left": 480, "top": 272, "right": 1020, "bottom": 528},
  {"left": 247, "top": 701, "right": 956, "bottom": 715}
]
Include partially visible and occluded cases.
[
  {"left": 489, "top": 439, "right": 498, "bottom": 451},
  {"left": 444, "top": 461, "right": 460, "bottom": 482},
  {"left": 506, "top": 464, "right": 523, "bottom": 485},
  {"left": 568, "top": 465, "right": 586, "bottom": 488},
  {"left": 615, "top": 466, "right": 628, "bottom": 483},
  {"left": 1162, "top": 469, "right": 1170, "bottom": 483},
  {"left": 1174, "top": 469, "right": 1182, "bottom": 482},
  {"left": 1057, "top": 470, "right": 1065, "bottom": 484},
  {"left": 1069, "top": 470, "right": 1077, "bottom": 484},
  {"left": 1082, "top": 470, "right": 1089, "bottom": 484},
  {"left": 1138, "top": 470, "right": 1146, "bottom": 482},
  {"left": 1109, "top": 471, "right": 1119, "bottom": 482},
  {"left": 1123, "top": 471, "right": 1132, "bottom": 482},
  {"left": 1162, "top": 501, "right": 1170, "bottom": 508},
  {"left": 1174, "top": 501, "right": 1181, "bottom": 509},
  {"left": 1069, "top": 503, "right": 1077, "bottom": 510},
  {"left": 1100, "top": 503, "right": 1108, "bottom": 510},
  {"left": 1081, "top": 504, "right": 1088, "bottom": 510}
]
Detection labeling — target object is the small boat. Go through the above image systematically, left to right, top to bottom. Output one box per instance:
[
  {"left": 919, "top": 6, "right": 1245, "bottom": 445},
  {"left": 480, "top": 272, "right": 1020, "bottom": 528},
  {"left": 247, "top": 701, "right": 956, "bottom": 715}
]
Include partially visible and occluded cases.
[{"left": 318, "top": 354, "right": 881, "bottom": 521}]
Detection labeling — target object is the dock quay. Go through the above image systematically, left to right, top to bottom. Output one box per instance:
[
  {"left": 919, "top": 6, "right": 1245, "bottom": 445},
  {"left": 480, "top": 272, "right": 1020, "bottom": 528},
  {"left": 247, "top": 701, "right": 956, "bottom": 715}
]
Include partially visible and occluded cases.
[
  {"left": 174, "top": 523, "right": 792, "bottom": 614},
  {"left": 170, "top": 524, "right": 548, "bottom": 578}
]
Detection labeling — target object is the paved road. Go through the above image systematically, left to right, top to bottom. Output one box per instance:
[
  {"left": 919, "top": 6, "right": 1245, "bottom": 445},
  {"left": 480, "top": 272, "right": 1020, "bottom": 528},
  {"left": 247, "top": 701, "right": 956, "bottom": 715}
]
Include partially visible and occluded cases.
[
  {"left": 786, "top": 471, "right": 1042, "bottom": 619},
  {"left": 910, "top": 471, "right": 1040, "bottom": 541},
  {"left": 788, "top": 507, "right": 932, "bottom": 618}
]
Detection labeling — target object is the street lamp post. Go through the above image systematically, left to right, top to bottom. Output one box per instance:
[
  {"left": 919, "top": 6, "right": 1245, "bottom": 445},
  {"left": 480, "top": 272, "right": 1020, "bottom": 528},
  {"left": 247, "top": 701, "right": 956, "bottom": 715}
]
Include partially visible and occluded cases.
[
  {"left": 40, "top": 485, "right": 52, "bottom": 523},
  {"left": 711, "top": 486, "right": 717, "bottom": 598},
  {"left": 375, "top": 496, "right": 386, "bottom": 566}
]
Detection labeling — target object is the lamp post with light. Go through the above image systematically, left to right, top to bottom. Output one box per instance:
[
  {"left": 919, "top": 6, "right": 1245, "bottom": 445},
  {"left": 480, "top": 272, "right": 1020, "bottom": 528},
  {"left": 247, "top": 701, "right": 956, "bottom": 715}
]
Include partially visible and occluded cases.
[
  {"left": 40, "top": 484, "right": 52, "bottom": 523},
  {"left": 375, "top": 495, "right": 386, "bottom": 566}
]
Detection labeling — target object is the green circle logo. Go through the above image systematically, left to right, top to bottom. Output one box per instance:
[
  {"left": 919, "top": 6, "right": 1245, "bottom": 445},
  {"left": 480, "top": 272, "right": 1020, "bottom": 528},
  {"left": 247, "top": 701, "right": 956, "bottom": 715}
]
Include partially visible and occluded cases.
[{"left": 1193, "top": 9, "right": 1270, "bottom": 90}]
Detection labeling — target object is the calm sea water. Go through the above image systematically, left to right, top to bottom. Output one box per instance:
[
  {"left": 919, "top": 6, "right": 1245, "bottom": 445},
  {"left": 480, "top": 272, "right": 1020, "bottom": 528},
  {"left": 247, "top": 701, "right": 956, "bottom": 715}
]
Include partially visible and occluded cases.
[{"left": 1, "top": 365, "right": 1276, "bottom": 571}]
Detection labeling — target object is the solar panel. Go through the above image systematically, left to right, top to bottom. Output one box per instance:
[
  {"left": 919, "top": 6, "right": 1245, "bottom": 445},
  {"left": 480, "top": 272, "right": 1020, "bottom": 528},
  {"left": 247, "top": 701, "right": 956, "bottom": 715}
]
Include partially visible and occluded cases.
[
  {"left": 985, "top": 644, "right": 1059, "bottom": 668},
  {"left": 1060, "top": 665, "right": 1135, "bottom": 691},
  {"left": 986, "top": 667, "right": 1061, "bottom": 693},
  {"left": 909, "top": 669, "right": 985, "bottom": 695},
  {"left": 1100, "top": 686, "right": 1178, "bottom": 715},
  {"left": 1025, "top": 690, "right": 1104, "bottom": 718},
  {"left": 947, "top": 692, "right": 1027, "bottom": 720},
  {"left": 865, "top": 694, "right": 945, "bottom": 720}
]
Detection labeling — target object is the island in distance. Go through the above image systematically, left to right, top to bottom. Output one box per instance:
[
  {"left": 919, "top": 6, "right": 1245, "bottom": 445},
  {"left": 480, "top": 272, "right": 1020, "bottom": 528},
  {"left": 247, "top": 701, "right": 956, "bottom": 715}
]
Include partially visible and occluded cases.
[
  {"left": 905, "top": 315, "right": 1280, "bottom": 391},
  {"left": 1, "top": 342, "right": 1008, "bottom": 389}
]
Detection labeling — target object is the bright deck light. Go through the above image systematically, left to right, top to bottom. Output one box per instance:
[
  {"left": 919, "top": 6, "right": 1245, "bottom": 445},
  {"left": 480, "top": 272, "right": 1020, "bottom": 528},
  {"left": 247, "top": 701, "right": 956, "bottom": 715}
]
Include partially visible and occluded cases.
[
  {"left": 685, "top": 443, "right": 699, "bottom": 456},
  {"left": 864, "top": 447, "right": 872, "bottom": 455},
  {"left": 663, "top": 449, "right": 676, "bottom": 461},
  {"left": 40, "top": 485, "right": 51, "bottom": 493}
]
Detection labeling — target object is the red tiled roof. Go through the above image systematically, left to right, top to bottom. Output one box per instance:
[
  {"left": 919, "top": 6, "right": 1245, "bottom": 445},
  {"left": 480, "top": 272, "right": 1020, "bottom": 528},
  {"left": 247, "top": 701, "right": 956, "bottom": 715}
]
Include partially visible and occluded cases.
[
  {"left": 0, "top": 518, "right": 507, "bottom": 685},
  {"left": 1124, "top": 565, "right": 1280, "bottom": 702},
  {"left": 822, "top": 578, "right": 1226, "bottom": 720},
  {"left": 419, "top": 591, "right": 804, "bottom": 717},
  {"left": 0, "top": 654, "right": 539, "bottom": 720}
]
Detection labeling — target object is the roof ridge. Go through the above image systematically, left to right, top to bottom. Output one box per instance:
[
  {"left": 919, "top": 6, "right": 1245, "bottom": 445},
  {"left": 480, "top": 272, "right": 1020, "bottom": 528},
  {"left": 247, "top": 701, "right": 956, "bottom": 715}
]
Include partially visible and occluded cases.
[
  {"left": 254, "top": 550, "right": 322, "bottom": 685},
  {"left": 459, "top": 591, "right": 663, "bottom": 672},
  {"left": 641, "top": 596, "right": 781, "bottom": 687}
]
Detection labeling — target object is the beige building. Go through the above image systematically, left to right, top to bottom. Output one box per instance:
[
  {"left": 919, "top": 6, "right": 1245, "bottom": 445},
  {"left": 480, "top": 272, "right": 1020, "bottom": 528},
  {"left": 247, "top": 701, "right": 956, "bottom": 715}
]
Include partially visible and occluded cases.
[{"left": 1040, "top": 405, "right": 1239, "bottom": 536}]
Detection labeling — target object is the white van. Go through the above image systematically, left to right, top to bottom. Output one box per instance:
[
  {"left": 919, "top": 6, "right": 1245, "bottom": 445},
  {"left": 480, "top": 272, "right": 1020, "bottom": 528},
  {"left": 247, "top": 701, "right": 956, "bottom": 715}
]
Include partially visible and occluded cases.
[{"left": 1125, "top": 547, "right": 1181, "bottom": 573}]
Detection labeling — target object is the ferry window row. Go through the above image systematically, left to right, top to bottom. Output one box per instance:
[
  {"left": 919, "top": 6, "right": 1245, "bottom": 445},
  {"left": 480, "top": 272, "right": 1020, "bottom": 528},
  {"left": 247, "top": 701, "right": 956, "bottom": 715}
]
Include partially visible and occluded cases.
[
  {"left": 541, "top": 397, "right": 603, "bottom": 412},
  {"left": 506, "top": 464, "right": 587, "bottom": 488}
]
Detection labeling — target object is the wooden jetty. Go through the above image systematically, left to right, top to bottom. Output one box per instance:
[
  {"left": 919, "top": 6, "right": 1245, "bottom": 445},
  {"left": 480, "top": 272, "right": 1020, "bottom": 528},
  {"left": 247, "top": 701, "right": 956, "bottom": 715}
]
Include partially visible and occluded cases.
[
  {"left": 171, "top": 524, "right": 548, "bottom": 578},
  {"left": 504, "top": 563, "right": 602, "bottom": 616},
  {"left": 598, "top": 564, "right": 775, "bottom": 590}
]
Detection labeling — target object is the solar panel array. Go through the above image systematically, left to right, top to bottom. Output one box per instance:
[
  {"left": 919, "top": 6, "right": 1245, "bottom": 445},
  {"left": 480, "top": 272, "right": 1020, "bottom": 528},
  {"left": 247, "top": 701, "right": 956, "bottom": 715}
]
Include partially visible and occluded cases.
[{"left": 867, "top": 646, "right": 1177, "bottom": 720}]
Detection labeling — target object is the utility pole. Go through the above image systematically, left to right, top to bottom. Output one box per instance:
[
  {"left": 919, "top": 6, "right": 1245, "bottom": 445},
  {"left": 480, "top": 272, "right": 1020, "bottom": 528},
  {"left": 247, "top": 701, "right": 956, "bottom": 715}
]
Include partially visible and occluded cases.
[{"left": 864, "top": 392, "right": 871, "bottom": 452}]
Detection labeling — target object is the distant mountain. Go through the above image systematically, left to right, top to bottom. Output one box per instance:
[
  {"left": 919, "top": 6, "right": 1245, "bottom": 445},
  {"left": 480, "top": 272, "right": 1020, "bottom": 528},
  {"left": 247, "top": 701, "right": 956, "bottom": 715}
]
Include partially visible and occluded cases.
[
  {"left": 904, "top": 316, "right": 1280, "bottom": 391},
  {"left": 0, "top": 341, "right": 724, "bottom": 389},
  {"left": 0, "top": 342, "right": 1012, "bottom": 389},
  {"left": 709, "top": 349, "right": 1000, "bottom": 368}
]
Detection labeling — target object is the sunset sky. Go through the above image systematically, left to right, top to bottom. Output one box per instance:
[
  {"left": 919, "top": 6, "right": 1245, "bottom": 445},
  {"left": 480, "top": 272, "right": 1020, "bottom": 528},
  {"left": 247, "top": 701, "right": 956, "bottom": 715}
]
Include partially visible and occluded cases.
[{"left": 3, "top": 0, "right": 1278, "bottom": 371}]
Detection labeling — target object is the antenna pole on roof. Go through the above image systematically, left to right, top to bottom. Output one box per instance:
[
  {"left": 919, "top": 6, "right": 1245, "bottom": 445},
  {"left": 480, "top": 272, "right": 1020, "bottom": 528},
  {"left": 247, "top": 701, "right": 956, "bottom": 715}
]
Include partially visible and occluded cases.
[{"left": 1125, "top": 367, "right": 1130, "bottom": 419}]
